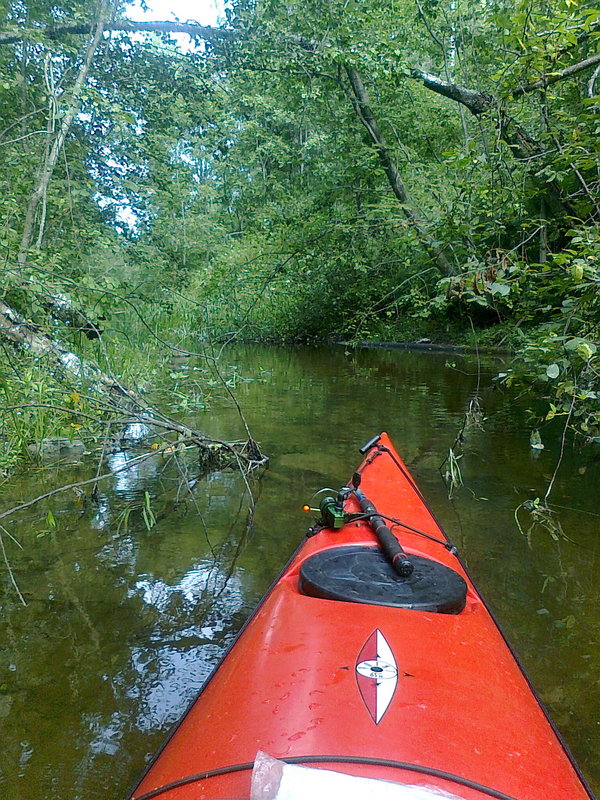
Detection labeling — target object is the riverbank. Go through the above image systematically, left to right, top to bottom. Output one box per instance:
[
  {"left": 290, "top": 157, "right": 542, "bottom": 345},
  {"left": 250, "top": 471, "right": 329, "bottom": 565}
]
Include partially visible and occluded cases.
[{"left": 337, "top": 339, "right": 512, "bottom": 356}]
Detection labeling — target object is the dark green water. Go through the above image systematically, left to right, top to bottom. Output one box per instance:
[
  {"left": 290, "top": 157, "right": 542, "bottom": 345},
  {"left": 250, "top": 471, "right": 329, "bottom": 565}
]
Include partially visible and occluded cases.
[{"left": 0, "top": 344, "right": 598, "bottom": 799}]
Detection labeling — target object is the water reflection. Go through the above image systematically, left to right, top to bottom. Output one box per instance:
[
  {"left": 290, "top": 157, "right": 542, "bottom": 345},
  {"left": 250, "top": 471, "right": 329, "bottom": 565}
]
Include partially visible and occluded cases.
[
  {"left": 0, "top": 344, "right": 598, "bottom": 799},
  {"left": 107, "top": 450, "right": 161, "bottom": 497},
  {"left": 132, "top": 564, "right": 243, "bottom": 609}
]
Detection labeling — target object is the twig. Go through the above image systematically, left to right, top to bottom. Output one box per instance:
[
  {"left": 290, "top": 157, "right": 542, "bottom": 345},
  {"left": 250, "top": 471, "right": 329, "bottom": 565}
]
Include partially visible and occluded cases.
[
  {"left": 544, "top": 392, "right": 576, "bottom": 505},
  {"left": 0, "top": 446, "right": 190, "bottom": 523},
  {"left": 0, "top": 524, "right": 27, "bottom": 606}
]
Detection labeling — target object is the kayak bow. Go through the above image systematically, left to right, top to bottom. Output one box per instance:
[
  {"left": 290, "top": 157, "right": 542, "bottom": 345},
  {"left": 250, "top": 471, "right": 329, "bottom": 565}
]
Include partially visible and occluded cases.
[{"left": 129, "top": 432, "right": 594, "bottom": 800}]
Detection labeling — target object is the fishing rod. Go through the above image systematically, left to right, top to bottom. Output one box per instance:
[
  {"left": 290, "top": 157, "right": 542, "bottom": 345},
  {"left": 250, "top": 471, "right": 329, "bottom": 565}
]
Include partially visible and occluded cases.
[
  {"left": 304, "top": 435, "right": 460, "bottom": 577},
  {"left": 304, "top": 471, "right": 414, "bottom": 578}
]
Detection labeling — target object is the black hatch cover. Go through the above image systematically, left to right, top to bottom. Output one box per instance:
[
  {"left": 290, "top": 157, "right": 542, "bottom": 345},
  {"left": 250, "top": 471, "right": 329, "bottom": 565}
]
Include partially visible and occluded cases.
[{"left": 299, "top": 545, "right": 467, "bottom": 614}]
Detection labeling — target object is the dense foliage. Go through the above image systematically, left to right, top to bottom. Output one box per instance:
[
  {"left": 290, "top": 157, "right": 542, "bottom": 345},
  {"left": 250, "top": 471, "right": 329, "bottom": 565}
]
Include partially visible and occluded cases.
[{"left": 0, "top": 0, "right": 598, "bottom": 470}]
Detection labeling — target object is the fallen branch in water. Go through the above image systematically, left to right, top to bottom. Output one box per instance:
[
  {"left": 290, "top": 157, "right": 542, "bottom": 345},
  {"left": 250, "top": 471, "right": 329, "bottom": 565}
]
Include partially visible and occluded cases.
[
  {"left": 0, "top": 299, "right": 267, "bottom": 468},
  {"left": 0, "top": 435, "right": 265, "bottom": 526},
  {"left": 0, "top": 437, "right": 264, "bottom": 604},
  {"left": 0, "top": 524, "right": 26, "bottom": 606}
]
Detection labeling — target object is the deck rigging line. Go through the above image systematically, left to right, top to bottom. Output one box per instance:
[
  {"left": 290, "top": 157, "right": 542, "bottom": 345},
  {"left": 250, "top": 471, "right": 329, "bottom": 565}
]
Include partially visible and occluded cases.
[{"left": 133, "top": 754, "right": 521, "bottom": 800}]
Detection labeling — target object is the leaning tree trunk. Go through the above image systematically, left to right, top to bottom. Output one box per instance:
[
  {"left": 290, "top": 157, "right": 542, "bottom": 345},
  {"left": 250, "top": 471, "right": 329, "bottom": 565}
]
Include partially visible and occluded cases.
[
  {"left": 17, "top": 0, "right": 111, "bottom": 267},
  {"left": 345, "top": 66, "right": 456, "bottom": 277},
  {"left": 1, "top": 298, "right": 146, "bottom": 403}
]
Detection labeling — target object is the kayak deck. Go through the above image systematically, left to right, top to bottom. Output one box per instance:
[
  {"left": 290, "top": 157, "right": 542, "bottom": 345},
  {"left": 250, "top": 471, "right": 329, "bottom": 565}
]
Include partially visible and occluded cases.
[{"left": 130, "top": 433, "right": 593, "bottom": 800}]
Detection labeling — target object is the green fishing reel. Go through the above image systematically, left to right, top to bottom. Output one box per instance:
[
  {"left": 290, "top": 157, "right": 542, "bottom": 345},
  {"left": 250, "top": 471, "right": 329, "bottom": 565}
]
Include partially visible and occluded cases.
[
  {"left": 304, "top": 483, "right": 360, "bottom": 535},
  {"left": 319, "top": 495, "right": 348, "bottom": 530}
]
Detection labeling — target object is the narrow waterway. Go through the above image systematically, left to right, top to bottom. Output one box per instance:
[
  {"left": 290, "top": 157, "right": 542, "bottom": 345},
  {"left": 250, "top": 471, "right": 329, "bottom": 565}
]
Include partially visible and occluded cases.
[{"left": 0, "top": 344, "right": 598, "bottom": 799}]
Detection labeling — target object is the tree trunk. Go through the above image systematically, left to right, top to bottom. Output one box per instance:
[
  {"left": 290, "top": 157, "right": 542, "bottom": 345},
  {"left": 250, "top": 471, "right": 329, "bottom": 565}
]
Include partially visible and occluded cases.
[
  {"left": 17, "top": 0, "right": 111, "bottom": 268},
  {"left": 345, "top": 66, "right": 456, "bottom": 277},
  {"left": 40, "top": 292, "right": 103, "bottom": 339},
  {"left": 0, "top": 298, "right": 133, "bottom": 401}
]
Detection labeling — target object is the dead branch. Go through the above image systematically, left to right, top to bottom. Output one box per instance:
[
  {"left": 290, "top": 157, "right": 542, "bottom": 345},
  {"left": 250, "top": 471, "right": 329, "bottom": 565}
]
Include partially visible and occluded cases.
[
  {"left": 0, "top": 20, "right": 235, "bottom": 46},
  {"left": 409, "top": 68, "right": 493, "bottom": 115},
  {"left": 41, "top": 293, "right": 103, "bottom": 339},
  {"left": 0, "top": 438, "right": 259, "bottom": 526},
  {"left": 0, "top": 525, "right": 27, "bottom": 605}
]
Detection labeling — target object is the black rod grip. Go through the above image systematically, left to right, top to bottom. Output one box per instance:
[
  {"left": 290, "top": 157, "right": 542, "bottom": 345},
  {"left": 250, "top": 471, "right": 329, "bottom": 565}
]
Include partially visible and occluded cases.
[
  {"left": 359, "top": 435, "right": 381, "bottom": 455},
  {"left": 355, "top": 489, "right": 414, "bottom": 578}
]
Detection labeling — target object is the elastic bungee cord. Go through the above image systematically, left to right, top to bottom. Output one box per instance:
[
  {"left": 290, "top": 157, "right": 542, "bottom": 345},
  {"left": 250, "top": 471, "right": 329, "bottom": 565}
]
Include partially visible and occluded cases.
[
  {"left": 346, "top": 510, "right": 458, "bottom": 554},
  {"left": 132, "top": 754, "right": 521, "bottom": 800}
]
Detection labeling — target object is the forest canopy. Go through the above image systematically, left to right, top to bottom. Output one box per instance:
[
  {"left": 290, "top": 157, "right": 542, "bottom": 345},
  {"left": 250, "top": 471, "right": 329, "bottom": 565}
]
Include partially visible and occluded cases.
[{"left": 0, "top": 0, "right": 598, "bottom": 473}]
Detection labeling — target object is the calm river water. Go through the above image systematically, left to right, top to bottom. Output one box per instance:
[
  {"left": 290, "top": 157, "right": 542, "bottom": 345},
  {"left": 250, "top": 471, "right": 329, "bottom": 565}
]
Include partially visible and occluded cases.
[{"left": 0, "top": 344, "right": 598, "bottom": 798}]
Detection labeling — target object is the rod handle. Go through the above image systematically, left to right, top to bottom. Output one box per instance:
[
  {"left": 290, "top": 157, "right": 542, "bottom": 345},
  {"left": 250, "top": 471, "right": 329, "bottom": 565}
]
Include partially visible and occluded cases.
[
  {"left": 359, "top": 434, "right": 381, "bottom": 455},
  {"left": 355, "top": 489, "right": 414, "bottom": 578}
]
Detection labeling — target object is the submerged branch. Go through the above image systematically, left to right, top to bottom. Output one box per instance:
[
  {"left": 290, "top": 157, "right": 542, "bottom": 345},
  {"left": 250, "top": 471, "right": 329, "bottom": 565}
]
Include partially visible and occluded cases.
[
  {"left": 0, "top": 439, "right": 262, "bottom": 526},
  {"left": 0, "top": 525, "right": 27, "bottom": 606}
]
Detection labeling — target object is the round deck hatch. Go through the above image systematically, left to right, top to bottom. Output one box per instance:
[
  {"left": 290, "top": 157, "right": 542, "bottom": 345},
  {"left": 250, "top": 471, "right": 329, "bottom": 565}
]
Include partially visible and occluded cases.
[{"left": 299, "top": 546, "right": 467, "bottom": 614}]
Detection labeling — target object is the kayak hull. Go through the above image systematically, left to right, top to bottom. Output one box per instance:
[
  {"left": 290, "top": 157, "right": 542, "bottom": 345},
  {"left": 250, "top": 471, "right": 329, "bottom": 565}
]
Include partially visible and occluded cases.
[{"left": 130, "top": 433, "right": 593, "bottom": 800}]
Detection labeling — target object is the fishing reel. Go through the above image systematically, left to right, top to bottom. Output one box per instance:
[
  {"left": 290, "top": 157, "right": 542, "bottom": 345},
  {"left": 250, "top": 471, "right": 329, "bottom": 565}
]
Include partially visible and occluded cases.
[{"left": 304, "top": 474, "right": 362, "bottom": 535}]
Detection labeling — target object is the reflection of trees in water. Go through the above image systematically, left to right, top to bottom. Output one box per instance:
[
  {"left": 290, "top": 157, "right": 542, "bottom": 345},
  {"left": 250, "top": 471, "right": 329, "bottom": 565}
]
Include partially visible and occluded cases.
[
  {"left": 0, "top": 444, "right": 257, "bottom": 800},
  {"left": 0, "top": 557, "right": 252, "bottom": 799},
  {"left": 84, "top": 560, "right": 248, "bottom": 762},
  {"left": 128, "top": 565, "right": 247, "bottom": 731}
]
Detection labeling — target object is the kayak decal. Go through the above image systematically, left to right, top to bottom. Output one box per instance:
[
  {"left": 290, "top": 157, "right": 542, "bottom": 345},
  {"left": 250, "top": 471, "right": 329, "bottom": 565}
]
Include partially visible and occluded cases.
[{"left": 355, "top": 629, "right": 398, "bottom": 723}]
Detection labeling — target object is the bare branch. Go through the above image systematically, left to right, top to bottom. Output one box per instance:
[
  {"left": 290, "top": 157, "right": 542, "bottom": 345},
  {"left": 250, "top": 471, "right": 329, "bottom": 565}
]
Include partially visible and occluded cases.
[
  {"left": 0, "top": 20, "right": 234, "bottom": 46},
  {"left": 514, "top": 52, "right": 600, "bottom": 95},
  {"left": 588, "top": 62, "right": 600, "bottom": 97},
  {"left": 406, "top": 66, "right": 577, "bottom": 215},
  {"left": 40, "top": 293, "right": 103, "bottom": 339},
  {"left": 0, "top": 448, "right": 176, "bottom": 523},
  {"left": 0, "top": 525, "right": 27, "bottom": 606}
]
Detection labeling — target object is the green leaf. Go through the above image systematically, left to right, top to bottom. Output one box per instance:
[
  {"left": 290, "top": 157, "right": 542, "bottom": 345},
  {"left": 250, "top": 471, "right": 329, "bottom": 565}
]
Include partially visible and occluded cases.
[
  {"left": 489, "top": 282, "right": 510, "bottom": 297},
  {"left": 577, "top": 342, "right": 596, "bottom": 360},
  {"left": 546, "top": 363, "right": 560, "bottom": 379}
]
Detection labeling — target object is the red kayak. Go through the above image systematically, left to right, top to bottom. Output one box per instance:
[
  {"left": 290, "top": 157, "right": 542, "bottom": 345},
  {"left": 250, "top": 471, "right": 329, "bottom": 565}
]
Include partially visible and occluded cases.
[{"left": 130, "top": 433, "right": 594, "bottom": 800}]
